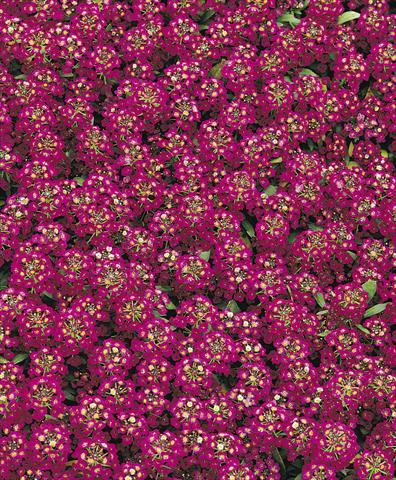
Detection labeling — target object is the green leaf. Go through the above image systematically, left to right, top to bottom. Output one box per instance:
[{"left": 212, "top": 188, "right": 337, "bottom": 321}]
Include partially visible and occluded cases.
[
  {"left": 199, "top": 8, "right": 215, "bottom": 23},
  {"left": 337, "top": 11, "right": 360, "bottom": 24},
  {"left": 277, "top": 13, "right": 301, "bottom": 27},
  {"left": 209, "top": 59, "right": 226, "bottom": 79},
  {"left": 300, "top": 68, "right": 317, "bottom": 76},
  {"left": 307, "top": 138, "right": 315, "bottom": 151},
  {"left": 270, "top": 157, "right": 283, "bottom": 164},
  {"left": 347, "top": 161, "right": 358, "bottom": 169},
  {"left": 73, "top": 177, "right": 85, "bottom": 186},
  {"left": 263, "top": 185, "right": 277, "bottom": 196},
  {"left": 242, "top": 220, "right": 255, "bottom": 238},
  {"left": 308, "top": 223, "right": 323, "bottom": 231},
  {"left": 288, "top": 231, "right": 298, "bottom": 244},
  {"left": 240, "top": 233, "right": 252, "bottom": 250},
  {"left": 199, "top": 250, "right": 211, "bottom": 261},
  {"left": 347, "top": 250, "right": 357, "bottom": 260},
  {"left": 0, "top": 269, "right": 9, "bottom": 289},
  {"left": 362, "top": 280, "right": 377, "bottom": 300},
  {"left": 156, "top": 285, "right": 172, "bottom": 292},
  {"left": 315, "top": 293, "right": 326, "bottom": 308},
  {"left": 226, "top": 300, "right": 241, "bottom": 313},
  {"left": 166, "top": 302, "right": 176, "bottom": 310},
  {"left": 364, "top": 303, "right": 390, "bottom": 318},
  {"left": 153, "top": 310, "right": 165, "bottom": 318},
  {"left": 356, "top": 324, "right": 370, "bottom": 335},
  {"left": 318, "top": 330, "right": 331, "bottom": 337},
  {"left": 13, "top": 353, "right": 29, "bottom": 364},
  {"left": 0, "top": 357, "right": 8, "bottom": 364},
  {"left": 64, "top": 388, "right": 76, "bottom": 401},
  {"left": 45, "top": 414, "right": 58, "bottom": 420},
  {"left": 272, "top": 448, "right": 286, "bottom": 476},
  {"left": 295, "top": 475, "right": 302, "bottom": 480}
]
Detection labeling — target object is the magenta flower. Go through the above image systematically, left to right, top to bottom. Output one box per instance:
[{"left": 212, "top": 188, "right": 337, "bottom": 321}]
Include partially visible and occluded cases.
[{"left": 0, "top": 0, "right": 394, "bottom": 478}]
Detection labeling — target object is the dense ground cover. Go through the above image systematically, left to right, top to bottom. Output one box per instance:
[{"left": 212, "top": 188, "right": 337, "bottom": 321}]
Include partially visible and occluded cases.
[{"left": 0, "top": 0, "right": 395, "bottom": 478}]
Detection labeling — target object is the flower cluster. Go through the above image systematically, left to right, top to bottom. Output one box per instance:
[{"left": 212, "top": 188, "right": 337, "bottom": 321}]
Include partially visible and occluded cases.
[{"left": 0, "top": 0, "right": 395, "bottom": 479}]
